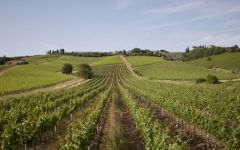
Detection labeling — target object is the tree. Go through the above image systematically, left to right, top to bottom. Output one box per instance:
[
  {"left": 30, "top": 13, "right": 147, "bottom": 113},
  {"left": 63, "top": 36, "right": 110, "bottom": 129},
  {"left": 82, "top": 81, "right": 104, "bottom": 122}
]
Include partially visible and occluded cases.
[
  {"left": 234, "top": 45, "right": 239, "bottom": 49},
  {"left": 185, "top": 47, "right": 190, "bottom": 53},
  {"left": 131, "top": 48, "right": 141, "bottom": 54},
  {"left": 60, "top": 49, "right": 65, "bottom": 54},
  {"left": 160, "top": 49, "right": 169, "bottom": 53},
  {"left": 46, "top": 50, "right": 51, "bottom": 55},
  {"left": 123, "top": 50, "right": 126, "bottom": 56},
  {"left": 0, "top": 55, "right": 8, "bottom": 65},
  {"left": 207, "top": 57, "right": 212, "bottom": 61},
  {"left": 0, "top": 58, "right": 4, "bottom": 65},
  {"left": 62, "top": 63, "right": 73, "bottom": 74},
  {"left": 77, "top": 64, "right": 93, "bottom": 79}
]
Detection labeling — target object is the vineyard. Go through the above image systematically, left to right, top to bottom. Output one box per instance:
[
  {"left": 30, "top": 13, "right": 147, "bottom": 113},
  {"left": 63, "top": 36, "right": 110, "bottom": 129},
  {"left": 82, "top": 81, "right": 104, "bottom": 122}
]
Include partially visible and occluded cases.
[
  {"left": 1, "top": 0, "right": 240, "bottom": 149},
  {"left": 0, "top": 55, "right": 122, "bottom": 95},
  {"left": 0, "top": 57, "right": 239, "bottom": 150}
]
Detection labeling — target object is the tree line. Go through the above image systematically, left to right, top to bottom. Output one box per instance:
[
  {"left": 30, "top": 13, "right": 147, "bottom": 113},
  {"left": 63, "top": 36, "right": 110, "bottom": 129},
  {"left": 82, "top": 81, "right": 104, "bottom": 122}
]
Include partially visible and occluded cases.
[
  {"left": 46, "top": 45, "right": 240, "bottom": 61},
  {"left": 182, "top": 45, "right": 240, "bottom": 61},
  {"left": 47, "top": 48, "right": 169, "bottom": 57},
  {"left": 115, "top": 48, "right": 169, "bottom": 57},
  {"left": 46, "top": 49, "right": 65, "bottom": 55},
  {"left": 47, "top": 49, "right": 113, "bottom": 57},
  {"left": 65, "top": 51, "right": 113, "bottom": 57},
  {"left": 0, "top": 55, "right": 25, "bottom": 65},
  {"left": 0, "top": 55, "right": 11, "bottom": 65}
]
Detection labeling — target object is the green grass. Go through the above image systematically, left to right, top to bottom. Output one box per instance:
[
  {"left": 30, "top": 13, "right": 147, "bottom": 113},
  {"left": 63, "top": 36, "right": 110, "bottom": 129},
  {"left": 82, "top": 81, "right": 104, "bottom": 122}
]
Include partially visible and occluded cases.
[
  {"left": 189, "top": 52, "right": 240, "bottom": 70},
  {"left": 2, "top": 53, "right": 238, "bottom": 95},
  {"left": 0, "top": 55, "right": 98, "bottom": 95},
  {"left": 25, "top": 55, "right": 98, "bottom": 68},
  {"left": 25, "top": 55, "right": 60, "bottom": 64},
  {"left": 89, "top": 55, "right": 122, "bottom": 66},
  {"left": 126, "top": 56, "right": 163, "bottom": 66},
  {"left": 134, "top": 61, "right": 239, "bottom": 80},
  {"left": 0, "top": 65, "right": 69, "bottom": 95},
  {"left": 0, "top": 65, "right": 13, "bottom": 72}
]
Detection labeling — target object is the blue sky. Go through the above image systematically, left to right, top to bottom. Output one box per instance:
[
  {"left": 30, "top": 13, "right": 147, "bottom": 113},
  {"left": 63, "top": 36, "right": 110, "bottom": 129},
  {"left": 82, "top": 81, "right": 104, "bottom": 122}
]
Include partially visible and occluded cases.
[{"left": 1, "top": 0, "right": 240, "bottom": 56}]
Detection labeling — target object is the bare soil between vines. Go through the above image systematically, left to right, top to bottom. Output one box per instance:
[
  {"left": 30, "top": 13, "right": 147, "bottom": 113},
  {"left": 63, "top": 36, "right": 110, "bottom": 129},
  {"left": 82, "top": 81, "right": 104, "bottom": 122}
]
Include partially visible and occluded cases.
[{"left": 90, "top": 90, "right": 145, "bottom": 150}]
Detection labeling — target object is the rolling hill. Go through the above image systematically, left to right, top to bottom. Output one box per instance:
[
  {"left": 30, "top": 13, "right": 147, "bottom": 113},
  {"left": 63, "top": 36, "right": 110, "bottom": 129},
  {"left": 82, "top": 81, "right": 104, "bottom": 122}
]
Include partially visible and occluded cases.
[
  {"left": 189, "top": 52, "right": 240, "bottom": 71},
  {"left": 126, "top": 56, "right": 239, "bottom": 80}
]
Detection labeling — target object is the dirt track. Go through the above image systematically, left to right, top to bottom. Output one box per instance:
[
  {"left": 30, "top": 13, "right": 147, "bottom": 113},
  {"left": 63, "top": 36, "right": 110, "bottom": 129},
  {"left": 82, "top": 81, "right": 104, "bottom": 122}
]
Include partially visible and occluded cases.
[{"left": 89, "top": 90, "right": 145, "bottom": 150}]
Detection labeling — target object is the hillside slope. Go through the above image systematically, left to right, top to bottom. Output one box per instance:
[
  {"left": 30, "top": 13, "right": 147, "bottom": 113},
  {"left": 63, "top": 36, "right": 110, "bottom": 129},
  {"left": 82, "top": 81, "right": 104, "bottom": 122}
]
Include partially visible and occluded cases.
[
  {"left": 189, "top": 52, "right": 240, "bottom": 71},
  {"left": 0, "top": 55, "right": 97, "bottom": 95},
  {"left": 126, "top": 56, "right": 238, "bottom": 80},
  {"left": 126, "top": 56, "right": 162, "bottom": 66}
]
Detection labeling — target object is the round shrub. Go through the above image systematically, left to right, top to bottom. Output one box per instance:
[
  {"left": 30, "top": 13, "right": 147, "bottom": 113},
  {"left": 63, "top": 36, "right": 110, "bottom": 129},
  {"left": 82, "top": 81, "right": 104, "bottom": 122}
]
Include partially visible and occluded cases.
[
  {"left": 207, "top": 57, "right": 212, "bottom": 61},
  {"left": 62, "top": 63, "right": 73, "bottom": 74},
  {"left": 77, "top": 64, "right": 93, "bottom": 79},
  {"left": 206, "top": 74, "right": 219, "bottom": 84},
  {"left": 196, "top": 78, "right": 206, "bottom": 84}
]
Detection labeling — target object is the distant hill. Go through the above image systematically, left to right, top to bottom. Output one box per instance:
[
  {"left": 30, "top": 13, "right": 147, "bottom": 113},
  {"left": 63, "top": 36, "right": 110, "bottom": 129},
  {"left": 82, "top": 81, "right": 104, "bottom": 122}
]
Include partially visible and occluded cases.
[
  {"left": 161, "top": 45, "right": 240, "bottom": 61},
  {"left": 181, "top": 45, "right": 240, "bottom": 61},
  {"left": 189, "top": 52, "right": 240, "bottom": 73},
  {"left": 126, "top": 56, "right": 238, "bottom": 80},
  {"left": 126, "top": 56, "right": 163, "bottom": 66}
]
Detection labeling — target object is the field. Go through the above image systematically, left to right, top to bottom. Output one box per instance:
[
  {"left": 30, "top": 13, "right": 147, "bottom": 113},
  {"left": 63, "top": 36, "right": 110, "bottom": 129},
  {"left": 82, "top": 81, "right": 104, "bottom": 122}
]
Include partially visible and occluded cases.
[
  {"left": 2, "top": 0, "right": 240, "bottom": 149},
  {"left": 189, "top": 52, "right": 240, "bottom": 70},
  {"left": 0, "top": 54, "right": 240, "bottom": 149},
  {"left": 0, "top": 55, "right": 98, "bottom": 95},
  {"left": 0, "top": 55, "right": 124, "bottom": 95},
  {"left": 89, "top": 55, "right": 123, "bottom": 66},
  {"left": 126, "top": 56, "right": 239, "bottom": 80},
  {"left": 126, "top": 56, "right": 163, "bottom": 66}
]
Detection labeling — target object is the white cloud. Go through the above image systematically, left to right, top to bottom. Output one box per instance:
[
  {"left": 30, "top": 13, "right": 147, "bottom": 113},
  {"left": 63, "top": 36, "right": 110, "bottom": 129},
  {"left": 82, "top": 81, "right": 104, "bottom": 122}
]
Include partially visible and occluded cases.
[
  {"left": 143, "top": 0, "right": 240, "bottom": 31},
  {"left": 146, "top": 1, "right": 203, "bottom": 15},
  {"left": 143, "top": 6, "right": 240, "bottom": 31},
  {"left": 142, "top": 17, "right": 199, "bottom": 31},
  {"left": 180, "top": 27, "right": 240, "bottom": 48},
  {"left": 191, "top": 33, "right": 240, "bottom": 47}
]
